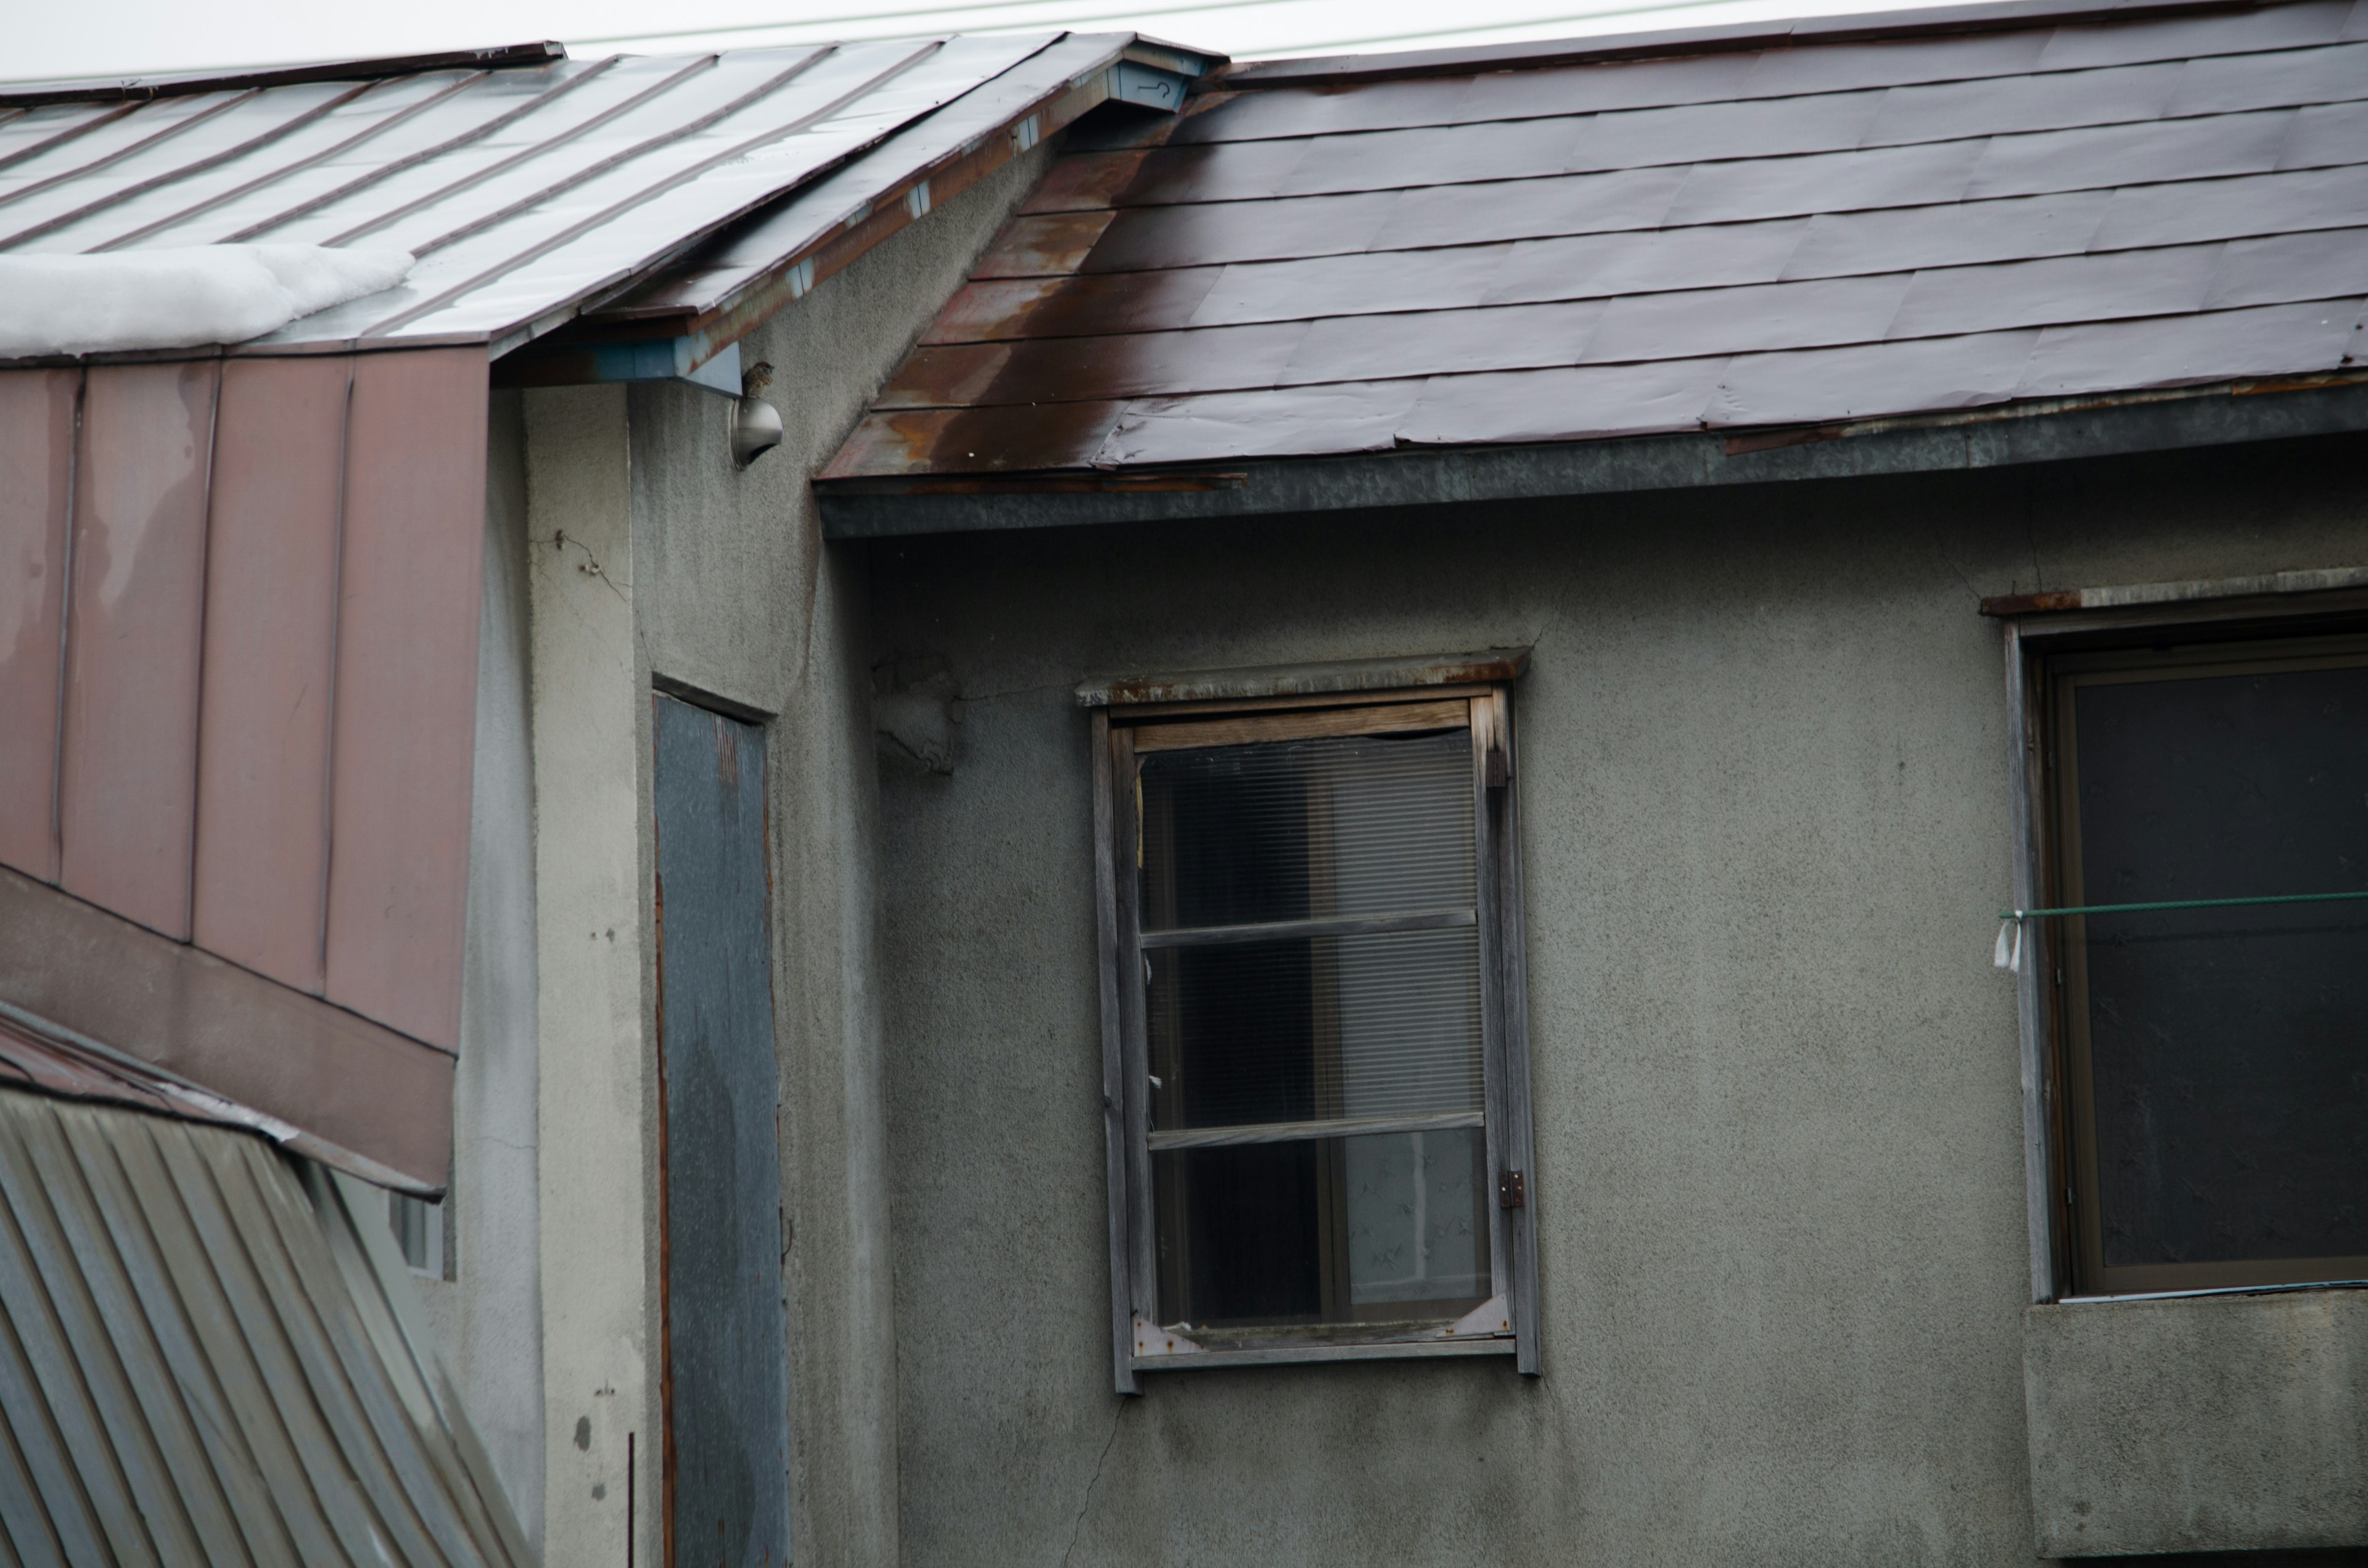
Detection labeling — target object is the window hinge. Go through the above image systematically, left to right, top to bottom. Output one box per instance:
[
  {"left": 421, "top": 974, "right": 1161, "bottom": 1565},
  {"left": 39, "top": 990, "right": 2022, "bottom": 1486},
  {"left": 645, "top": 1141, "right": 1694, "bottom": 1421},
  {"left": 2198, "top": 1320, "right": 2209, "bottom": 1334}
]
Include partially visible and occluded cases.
[{"left": 1497, "top": 1170, "right": 1526, "bottom": 1209}]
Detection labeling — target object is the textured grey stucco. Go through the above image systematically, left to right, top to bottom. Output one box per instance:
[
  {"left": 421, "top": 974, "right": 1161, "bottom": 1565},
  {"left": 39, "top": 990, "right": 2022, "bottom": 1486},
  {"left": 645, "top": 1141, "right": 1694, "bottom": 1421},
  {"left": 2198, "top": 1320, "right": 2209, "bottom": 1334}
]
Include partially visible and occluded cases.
[
  {"left": 620, "top": 138, "right": 1057, "bottom": 1568},
  {"left": 419, "top": 388, "right": 545, "bottom": 1551},
  {"left": 861, "top": 433, "right": 2368, "bottom": 1566},
  {"left": 2026, "top": 1291, "right": 2368, "bottom": 1558}
]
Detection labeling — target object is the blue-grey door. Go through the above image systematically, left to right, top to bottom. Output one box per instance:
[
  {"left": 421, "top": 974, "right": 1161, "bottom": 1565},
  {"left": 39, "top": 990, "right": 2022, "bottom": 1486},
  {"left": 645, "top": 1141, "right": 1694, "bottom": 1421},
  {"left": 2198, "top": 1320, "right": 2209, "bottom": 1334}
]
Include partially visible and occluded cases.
[{"left": 654, "top": 692, "right": 791, "bottom": 1568}]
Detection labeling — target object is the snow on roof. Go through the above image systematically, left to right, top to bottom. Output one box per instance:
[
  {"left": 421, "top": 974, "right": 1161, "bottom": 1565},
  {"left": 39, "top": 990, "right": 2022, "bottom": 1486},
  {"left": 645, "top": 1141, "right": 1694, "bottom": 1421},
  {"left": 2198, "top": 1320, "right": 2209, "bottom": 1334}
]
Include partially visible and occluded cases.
[{"left": 0, "top": 33, "right": 1222, "bottom": 362}]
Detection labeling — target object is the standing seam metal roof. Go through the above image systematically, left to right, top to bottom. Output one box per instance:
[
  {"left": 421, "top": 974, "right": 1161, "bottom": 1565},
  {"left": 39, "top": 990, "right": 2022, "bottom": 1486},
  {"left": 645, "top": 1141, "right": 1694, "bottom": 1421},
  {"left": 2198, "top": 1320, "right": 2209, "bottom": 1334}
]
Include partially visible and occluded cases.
[
  {"left": 820, "top": 0, "right": 2368, "bottom": 478},
  {"left": 0, "top": 31, "right": 1217, "bottom": 360},
  {"left": 0, "top": 1086, "right": 530, "bottom": 1567}
]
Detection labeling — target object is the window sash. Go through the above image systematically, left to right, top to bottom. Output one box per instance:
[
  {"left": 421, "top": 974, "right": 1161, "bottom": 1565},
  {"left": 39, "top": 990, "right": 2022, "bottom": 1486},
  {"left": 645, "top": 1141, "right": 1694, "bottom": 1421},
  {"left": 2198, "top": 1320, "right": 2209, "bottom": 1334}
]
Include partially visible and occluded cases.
[
  {"left": 2039, "top": 633, "right": 2368, "bottom": 1297},
  {"left": 1095, "top": 690, "right": 1538, "bottom": 1382}
]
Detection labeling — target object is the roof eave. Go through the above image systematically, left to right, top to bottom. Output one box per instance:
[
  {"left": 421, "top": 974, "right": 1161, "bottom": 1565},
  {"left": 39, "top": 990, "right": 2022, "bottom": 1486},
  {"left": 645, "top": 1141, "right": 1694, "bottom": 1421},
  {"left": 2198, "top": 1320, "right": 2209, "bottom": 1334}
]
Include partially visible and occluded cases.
[{"left": 812, "top": 372, "right": 2368, "bottom": 538}]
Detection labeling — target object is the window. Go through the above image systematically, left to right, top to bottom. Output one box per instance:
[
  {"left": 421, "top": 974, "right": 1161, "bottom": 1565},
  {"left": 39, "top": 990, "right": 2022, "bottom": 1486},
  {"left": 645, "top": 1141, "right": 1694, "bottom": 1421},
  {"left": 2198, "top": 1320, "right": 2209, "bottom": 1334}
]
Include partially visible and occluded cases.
[
  {"left": 2036, "top": 632, "right": 2368, "bottom": 1295},
  {"left": 1094, "top": 685, "right": 1538, "bottom": 1382},
  {"left": 387, "top": 1189, "right": 448, "bottom": 1279}
]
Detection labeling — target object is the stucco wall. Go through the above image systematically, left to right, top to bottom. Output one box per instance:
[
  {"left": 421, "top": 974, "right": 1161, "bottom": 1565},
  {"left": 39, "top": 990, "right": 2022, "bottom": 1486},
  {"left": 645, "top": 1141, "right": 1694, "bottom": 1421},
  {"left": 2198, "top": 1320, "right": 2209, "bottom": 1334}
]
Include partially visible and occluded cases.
[
  {"left": 500, "top": 137, "right": 1055, "bottom": 1568},
  {"left": 414, "top": 388, "right": 548, "bottom": 1551},
  {"left": 861, "top": 432, "right": 2368, "bottom": 1566},
  {"left": 2026, "top": 1291, "right": 2368, "bottom": 1558}
]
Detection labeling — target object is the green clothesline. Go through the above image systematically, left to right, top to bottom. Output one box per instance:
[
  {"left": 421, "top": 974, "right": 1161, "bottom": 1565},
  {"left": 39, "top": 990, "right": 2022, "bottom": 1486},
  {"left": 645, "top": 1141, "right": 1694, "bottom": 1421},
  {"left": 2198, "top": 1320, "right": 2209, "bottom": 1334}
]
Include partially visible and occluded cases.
[{"left": 2000, "top": 889, "right": 2368, "bottom": 920}]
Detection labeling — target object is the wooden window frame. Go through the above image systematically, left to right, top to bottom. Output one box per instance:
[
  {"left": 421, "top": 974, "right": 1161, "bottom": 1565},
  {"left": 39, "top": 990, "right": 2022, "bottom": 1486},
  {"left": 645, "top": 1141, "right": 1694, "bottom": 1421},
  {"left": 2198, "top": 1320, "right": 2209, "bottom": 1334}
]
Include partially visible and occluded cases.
[
  {"left": 2001, "top": 588, "right": 2368, "bottom": 1303},
  {"left": 1092, "top": 683, "right": 1540, "bottom": 1389}
]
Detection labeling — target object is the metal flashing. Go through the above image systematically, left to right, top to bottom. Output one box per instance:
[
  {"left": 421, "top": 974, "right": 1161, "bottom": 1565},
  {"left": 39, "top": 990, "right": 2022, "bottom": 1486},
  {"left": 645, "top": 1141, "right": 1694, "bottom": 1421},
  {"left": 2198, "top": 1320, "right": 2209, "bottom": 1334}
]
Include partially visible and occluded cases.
[
  {"left": 1210, "top": 0, "right": 2272, "bottom": 87},
  {"left": 0, "top": 41, "right": 567, "bottom": 107},
  {"left": 818, "top": 374, "right": 2368, "bottom": 537},
  {"left": 1980, "top": 562, "right": 2368, "bottom": 614},
  {"left": 1077, "top": 647, "right": 1530, "bottom": 707}
]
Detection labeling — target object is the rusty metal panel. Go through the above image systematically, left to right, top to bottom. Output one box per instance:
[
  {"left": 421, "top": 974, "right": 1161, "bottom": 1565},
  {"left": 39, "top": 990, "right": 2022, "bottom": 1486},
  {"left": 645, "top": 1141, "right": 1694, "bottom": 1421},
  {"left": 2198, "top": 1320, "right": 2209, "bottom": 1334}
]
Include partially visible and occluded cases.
[
  {"left": 323, "top": 348, "right": 487, "bottom": 1053},
  {"left": 191, "top": 356, "right": 348, "bottom": 996},
  {"left": 57, "top": 361, "right": 215, "bottom": 941},
  {"left": 0, "top": 368, "right": 75, "bottom": 885},
  {"left": 820, "top": 401, "right": 1126, "bottom": 478},
  {"left": 654, "top": 694, "right": 791, "bottom": 1568}
]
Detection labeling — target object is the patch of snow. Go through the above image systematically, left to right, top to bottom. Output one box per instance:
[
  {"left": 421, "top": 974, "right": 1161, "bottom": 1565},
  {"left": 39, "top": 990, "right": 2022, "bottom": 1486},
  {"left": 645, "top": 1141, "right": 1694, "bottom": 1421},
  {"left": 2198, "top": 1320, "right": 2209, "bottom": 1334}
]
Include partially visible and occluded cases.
[{"left": 0, "top": 245, "right": 413, "bottom": 359}]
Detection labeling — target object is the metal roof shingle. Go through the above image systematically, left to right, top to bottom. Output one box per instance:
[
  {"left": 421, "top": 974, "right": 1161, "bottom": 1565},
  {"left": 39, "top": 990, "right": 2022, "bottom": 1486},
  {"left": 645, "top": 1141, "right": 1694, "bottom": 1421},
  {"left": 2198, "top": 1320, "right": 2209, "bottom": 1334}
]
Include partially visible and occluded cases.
[{"left": 823, "top": 0, "right": 2368, "bottom": 481}]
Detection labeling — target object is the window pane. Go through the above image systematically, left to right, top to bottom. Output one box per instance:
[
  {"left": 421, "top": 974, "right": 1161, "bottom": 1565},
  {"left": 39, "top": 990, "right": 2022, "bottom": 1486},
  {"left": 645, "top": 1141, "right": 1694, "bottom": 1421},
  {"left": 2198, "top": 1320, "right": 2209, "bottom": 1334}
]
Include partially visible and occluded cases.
[
  {"left": 2071, "top": 660, "right": 2368, "bottom": 1271},
  {"left": 1140, "top": 729, "right": 1474, "bottom": 930},
  {"left": 1148, "top": 929, "right": 1484, "bottom": 1131},
  {"left": 1154, "top": 1128, "right": 1492, "bottom": 1331}
]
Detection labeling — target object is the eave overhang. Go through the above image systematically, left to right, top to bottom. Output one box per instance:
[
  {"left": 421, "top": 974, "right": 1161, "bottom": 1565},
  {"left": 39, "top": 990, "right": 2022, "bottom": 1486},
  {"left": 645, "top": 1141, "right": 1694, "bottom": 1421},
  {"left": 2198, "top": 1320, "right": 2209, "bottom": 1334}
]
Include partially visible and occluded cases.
[{"left": 813, "top": 372, "right": 2368, "bottom": 538}]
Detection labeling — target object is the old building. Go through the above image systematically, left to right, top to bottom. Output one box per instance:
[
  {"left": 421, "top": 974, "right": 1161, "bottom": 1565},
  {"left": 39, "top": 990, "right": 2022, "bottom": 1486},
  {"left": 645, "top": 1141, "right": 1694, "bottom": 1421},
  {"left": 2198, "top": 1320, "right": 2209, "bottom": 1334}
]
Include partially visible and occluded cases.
[{"left": 2, "top": 0, "right": 2366, "bottom": 1561}]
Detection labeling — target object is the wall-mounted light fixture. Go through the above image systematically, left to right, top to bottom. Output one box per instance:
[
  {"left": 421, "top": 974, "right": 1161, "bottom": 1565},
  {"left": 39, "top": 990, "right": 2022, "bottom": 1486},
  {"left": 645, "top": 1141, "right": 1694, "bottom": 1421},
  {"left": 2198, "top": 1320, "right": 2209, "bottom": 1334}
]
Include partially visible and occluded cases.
[{"left": 731, "top": 360, "right": 784, "bottom": 468}]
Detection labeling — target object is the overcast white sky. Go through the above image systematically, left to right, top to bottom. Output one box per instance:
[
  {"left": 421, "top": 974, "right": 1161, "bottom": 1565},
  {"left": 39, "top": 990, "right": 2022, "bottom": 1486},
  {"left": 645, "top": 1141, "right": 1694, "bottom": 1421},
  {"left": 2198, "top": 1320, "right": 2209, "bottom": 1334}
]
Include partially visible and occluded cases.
[{"left": 10, "top": 0, "right": 1963, "bottom": 86}]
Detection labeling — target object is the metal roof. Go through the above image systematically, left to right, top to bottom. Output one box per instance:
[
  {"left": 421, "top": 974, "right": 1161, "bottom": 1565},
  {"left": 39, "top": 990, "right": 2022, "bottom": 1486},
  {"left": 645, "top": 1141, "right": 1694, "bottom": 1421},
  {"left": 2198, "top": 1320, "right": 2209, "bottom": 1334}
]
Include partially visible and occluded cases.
[
  {"left": 820, "top": 0, "right": 2368, "bottom": 483},
  {"left": 0, "top": 32, "right": 1218, "bottom": 361},
  {"left": 0, "top": 1086, "right": 530, "bottom": 1566}
]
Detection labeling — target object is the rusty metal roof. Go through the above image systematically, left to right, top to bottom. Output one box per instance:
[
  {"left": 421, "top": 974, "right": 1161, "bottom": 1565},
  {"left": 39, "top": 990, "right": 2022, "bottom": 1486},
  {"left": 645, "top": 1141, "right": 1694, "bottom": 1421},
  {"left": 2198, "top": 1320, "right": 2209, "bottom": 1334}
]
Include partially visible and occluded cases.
[
  {"left": 820, "top": 0, "right": 2368, "bottom": 482},
  {"left": 0, "top": 32, "right": 1218, "bottom": 361},
  {"left": 0, "top": 1085, "right": 531, "bottom": 1566}
]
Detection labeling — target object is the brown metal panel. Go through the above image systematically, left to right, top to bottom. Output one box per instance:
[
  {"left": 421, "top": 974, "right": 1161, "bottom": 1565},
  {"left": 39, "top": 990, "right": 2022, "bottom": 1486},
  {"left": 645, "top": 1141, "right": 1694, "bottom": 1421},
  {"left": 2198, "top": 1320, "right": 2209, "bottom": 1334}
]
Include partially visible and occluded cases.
[
  {"left": 2034, "top": 0, "right": 2350, "bottom": 70},
  {"left": 1860, "top": 58, "right": 2180, "bottom": 144},
  {"left": 1171, "top": 74, "right": 1482, "bottom": 144},
  {"left": 2282, "top": 98, "right": 2368, "bottom": 170},
  {"left": 1967, "top": 106, "right": 2297, "bottom": 199},
  {"left": 1662, "top": 138, "right": 1983, "bottom": 226},
  {"left": 1019, "top": 148, "right": 1150, "bottom": 212},
  {"left": 1370, "top": 163, "right": 1687, "bottom": 248},
  {"left": 2087, "top": 164, "right": 2368, "bottom": 252},
  {"left": 1782, "top": 190, "right": 2107, "bottom": 279},
  {"left": 1082, "top": 191, "right": 1401, "bottom": 273},
  {"left": 971, "top": 209, "right": 1115, "bottom": 277},
  {"left": 1487, "top": 220, "right": 1808, "bottom": 305},
  {"left": 2208, "top": 225, "right": 2368, "bottom": 308},
  {"left": 1886, "top": 241, "right": 2220, "bottom": 338},
  {"left": 920, "top": 268, "right": 1225, "bottom": 344},
  {"left": 1584, "top": 273, "right": 1912, "bottom": 364},
  {"left": 2015, "top": 295, "right": 2361, "bottom": 395},
  {"left": 1285, "top": 299, "right": 1607, "bottom": 384},
  {"left": 878, "top": 319, "right": 1309, "bottom": 409},
  {"left": 1701, "top": 329, "right": 2039, "bottom": 425},
  {"left": 323, "top": 347, "right": 487, "bottom": 1054},
  {"left": 191, "top": 355, "right": 348, "bottom": 996},
  {"left": 1398, "top": 358, "right": 1727, "bottom": 445},
  {"left": 57, "top": 361, "right": 216, "bottom": 942},
  {"left": 0, "top": 369, "right": 75, "bottom": 885},
  {"left": 1091, "top": 379, "right": 1423, "bottom": 466},
  {"left": 817, "top": 400, "right": 1125, "bottom": 477},
  {"left": 0, "top": 862, "right": 456, "bottom": 1190}
]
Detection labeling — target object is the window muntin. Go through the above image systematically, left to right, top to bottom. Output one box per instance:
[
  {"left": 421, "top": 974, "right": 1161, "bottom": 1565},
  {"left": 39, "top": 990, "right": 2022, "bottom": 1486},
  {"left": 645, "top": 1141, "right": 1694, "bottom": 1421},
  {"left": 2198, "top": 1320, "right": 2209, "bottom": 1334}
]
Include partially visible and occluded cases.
[
  {"left": 2047, "top": 636, "right": 2368, "bottom": 1294},
  {"left": 1109, "top": 697, "right": 1525, "bottom": 1363}
]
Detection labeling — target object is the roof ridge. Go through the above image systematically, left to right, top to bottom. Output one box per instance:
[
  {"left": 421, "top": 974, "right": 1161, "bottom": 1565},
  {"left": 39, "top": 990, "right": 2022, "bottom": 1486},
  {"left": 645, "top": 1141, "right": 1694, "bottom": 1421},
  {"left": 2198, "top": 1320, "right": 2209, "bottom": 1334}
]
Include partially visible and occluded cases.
[
  {"left": 1210, "top": 0, "right": 2285, "bottom": 89},
  {"left": 0, "top": 39, "right": 566, "bottom": 109}
]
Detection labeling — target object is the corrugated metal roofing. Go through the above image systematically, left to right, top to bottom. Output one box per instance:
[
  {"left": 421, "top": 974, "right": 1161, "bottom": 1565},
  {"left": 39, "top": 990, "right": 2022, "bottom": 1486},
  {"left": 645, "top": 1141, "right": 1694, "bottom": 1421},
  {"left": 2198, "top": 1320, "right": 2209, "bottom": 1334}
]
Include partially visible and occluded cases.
[
  {"left": 820, "top": 0, "right": 2368, "bottom": 479},
  {"left": 0, "top": 31, "right": 1215, "bottom": 360},
  {"left": 0, "top": 1086, "right": 530, "bottom": 1566}
]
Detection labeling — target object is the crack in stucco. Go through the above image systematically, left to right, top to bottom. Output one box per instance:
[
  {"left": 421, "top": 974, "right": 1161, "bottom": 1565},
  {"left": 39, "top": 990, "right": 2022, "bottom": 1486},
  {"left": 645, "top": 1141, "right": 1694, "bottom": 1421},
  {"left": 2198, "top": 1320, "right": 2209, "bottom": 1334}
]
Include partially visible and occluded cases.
[{"left": 1058, "top": 1402, "right": 1124, "bottom": 1568}]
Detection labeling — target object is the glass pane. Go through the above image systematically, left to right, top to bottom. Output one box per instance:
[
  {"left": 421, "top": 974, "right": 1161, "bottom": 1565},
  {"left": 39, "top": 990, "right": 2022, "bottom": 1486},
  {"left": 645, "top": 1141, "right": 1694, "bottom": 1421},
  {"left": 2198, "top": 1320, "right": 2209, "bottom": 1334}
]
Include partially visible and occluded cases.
[
  {"left": 2071, "top": 659, "right": 2368, "bottom": 1271},
  {"left": 1140, "top": 729, "right": 1474, "bottom": 931},
  {"left": 1148, "top": 928, "right": 1484, "bottom": 1131},
  {"left": 1154, "top": 1127, "right": 1492, "bottom": 1331}
]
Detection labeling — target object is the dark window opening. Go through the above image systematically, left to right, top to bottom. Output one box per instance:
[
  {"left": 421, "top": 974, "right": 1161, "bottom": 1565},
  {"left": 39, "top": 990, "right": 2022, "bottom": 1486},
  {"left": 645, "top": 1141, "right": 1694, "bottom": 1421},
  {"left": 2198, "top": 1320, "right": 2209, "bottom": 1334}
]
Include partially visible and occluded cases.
[{"left": 2047, "top": 637, "right": 2368, "bottom": 1294}]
